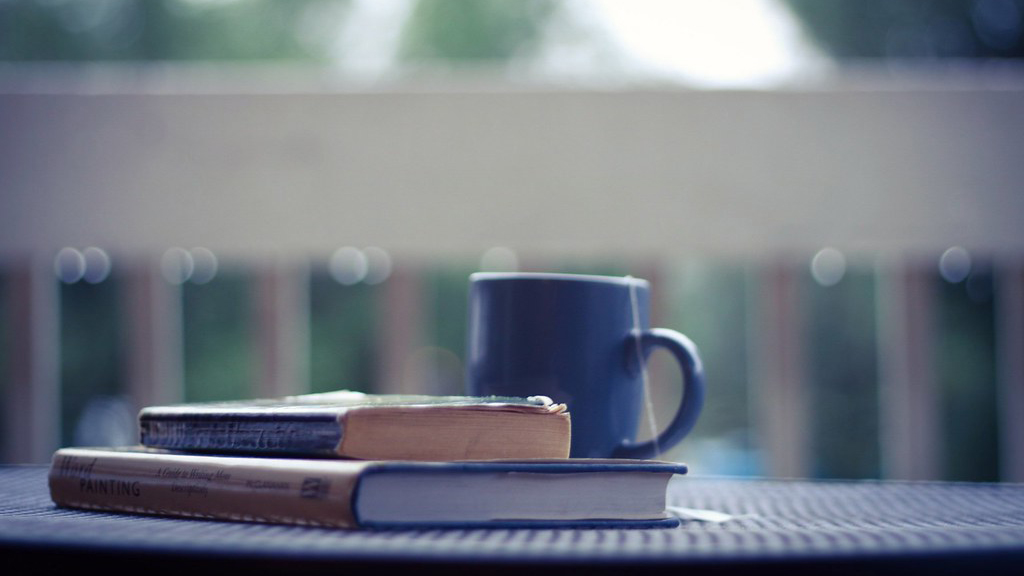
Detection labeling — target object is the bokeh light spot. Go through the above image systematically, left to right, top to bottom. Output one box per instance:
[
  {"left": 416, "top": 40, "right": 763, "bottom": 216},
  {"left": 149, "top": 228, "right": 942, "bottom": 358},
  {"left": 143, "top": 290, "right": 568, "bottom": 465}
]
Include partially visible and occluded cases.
[
  {"left": 972, "top": 0, "right": 1022, "bottom": 51},
  {"left": 329, "top": 246, "right": 368, "bottom": 285},
  {"left": 362, "top": 246, "right": 392, "bottom": 285},
  {"left": 479, "top": 246, "right": 519, "bottom": 272},
  {"left": 939, "top": 246, "right": 971, "bottom": 283},
  {"left": 55, "top": 247, "right": 86, "bottom": 284},
  {"left": 82, "top": 247, "right": 112, "bottom": 284},
  {"left": 161, "top": 247, "right": 194, "bottom": 285},
  {"left": 189, "top": 247, "right": 219, "bottom": 284},
  {"left": 810, "top": 247, "right": 846, "bottom": 287}
]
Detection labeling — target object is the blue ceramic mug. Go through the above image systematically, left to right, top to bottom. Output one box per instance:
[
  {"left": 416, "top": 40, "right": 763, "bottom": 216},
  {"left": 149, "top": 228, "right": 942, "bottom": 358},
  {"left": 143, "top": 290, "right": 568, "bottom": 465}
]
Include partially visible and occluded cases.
[{"left": 466, "top": 272, "right": 705, "bottom": 459}]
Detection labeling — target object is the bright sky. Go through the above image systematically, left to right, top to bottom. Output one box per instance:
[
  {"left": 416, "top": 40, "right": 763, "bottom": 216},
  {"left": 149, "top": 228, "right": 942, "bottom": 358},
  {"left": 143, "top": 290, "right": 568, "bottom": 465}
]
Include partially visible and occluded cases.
[
  {"left": 330, "top": 0, "right": 826, "bottom": 88},
  {"left": 562, "top": 0, "right": 826, "bottom": 87}
]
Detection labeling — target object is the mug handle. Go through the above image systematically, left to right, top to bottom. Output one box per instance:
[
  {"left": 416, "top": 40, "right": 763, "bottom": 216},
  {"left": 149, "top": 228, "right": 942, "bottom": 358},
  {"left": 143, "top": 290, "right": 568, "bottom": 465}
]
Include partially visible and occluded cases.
[{"left": 612, "top": 328, "right": 706, "bottom": 459}]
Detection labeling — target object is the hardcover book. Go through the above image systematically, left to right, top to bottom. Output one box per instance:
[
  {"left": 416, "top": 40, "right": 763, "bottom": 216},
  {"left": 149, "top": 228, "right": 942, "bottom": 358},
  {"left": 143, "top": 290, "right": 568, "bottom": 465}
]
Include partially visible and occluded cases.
[
  {"left": 139, "top": 390, "right": 571, "bottom": 461},
  {"left": 49, "top": 447, "right": 687, "bottom": 529}
]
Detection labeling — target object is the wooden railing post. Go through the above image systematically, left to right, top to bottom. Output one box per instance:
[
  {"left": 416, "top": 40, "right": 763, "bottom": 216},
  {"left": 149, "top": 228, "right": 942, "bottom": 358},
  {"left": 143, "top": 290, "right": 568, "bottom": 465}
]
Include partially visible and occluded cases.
[
  {"left": 2, "top": 256, "right": 60, "bottom": 464},
  {"left": 122, "top": 258, "right": 184, "bottom": 411},
  {"left": 252, "top": 258, "right": 310, "bottom": 398},
  {"left": 996, "top": 258, "right": 1024, "bottom": 482},
  {"left": 876, "top": 259, "right": 942, "bottom": 480},
  {"left": 749, "top": 260, "right": 811, "bottom": 478},
  {"left": 629, "top": 261, "right": 678, "bottom": 449},
  {"left": 374, "top": 264, "right": 424, "bottom": 395}
]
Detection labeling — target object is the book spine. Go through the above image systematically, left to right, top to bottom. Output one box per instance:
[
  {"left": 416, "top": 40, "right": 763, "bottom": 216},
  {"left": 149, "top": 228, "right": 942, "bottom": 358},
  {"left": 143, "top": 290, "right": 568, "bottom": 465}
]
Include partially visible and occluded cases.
[
  {"left": 139, "top": 417, "right": 343, "bottom": 456},
  {"left": 48, "top": 449, "right": 362, "bottom": 528}
]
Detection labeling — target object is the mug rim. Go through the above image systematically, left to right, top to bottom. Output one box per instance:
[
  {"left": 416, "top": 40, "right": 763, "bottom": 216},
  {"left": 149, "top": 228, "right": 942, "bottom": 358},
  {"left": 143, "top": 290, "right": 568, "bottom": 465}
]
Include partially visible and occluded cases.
[{"left": 470, "top": 272, "right": 649, "bottom": 286}]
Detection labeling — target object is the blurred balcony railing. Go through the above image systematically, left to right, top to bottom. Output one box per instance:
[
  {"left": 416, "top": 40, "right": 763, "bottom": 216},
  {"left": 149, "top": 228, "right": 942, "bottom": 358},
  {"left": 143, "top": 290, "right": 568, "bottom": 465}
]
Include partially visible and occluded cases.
[{"left": 1, "top": 67, "right": 1023, "bottom": 480}]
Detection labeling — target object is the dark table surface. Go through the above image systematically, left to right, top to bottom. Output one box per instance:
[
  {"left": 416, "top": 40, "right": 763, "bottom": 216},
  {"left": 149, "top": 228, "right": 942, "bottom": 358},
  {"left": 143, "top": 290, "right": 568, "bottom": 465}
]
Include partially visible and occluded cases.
[{"left": 2, "top": 465, "right": 1024, "bottom": 575}]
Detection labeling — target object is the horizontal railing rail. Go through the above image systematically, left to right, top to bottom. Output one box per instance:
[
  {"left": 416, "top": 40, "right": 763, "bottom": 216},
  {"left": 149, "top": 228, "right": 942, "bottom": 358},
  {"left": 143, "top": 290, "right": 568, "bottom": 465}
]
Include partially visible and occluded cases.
[{"left": 1, "top": 76, "right": 1022, "bottom": 479}]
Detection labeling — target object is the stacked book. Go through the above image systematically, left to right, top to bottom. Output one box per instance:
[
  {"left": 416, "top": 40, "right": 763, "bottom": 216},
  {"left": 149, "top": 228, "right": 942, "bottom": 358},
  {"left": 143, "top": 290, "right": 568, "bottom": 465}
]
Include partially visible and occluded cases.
[{"left": 49, "top": 390, "right": 687, "bottom": 529}]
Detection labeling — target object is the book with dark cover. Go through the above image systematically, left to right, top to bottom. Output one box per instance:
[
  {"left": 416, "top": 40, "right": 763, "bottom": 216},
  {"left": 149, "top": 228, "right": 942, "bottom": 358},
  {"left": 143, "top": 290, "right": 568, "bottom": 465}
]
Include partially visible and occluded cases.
[
  {"left": 139, "top": 390, "right": 572, "bottom": 461},
  {"left": 49, "top": 447, "right": 687, "bottom": 529}
]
